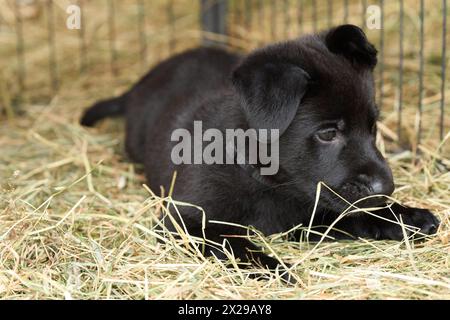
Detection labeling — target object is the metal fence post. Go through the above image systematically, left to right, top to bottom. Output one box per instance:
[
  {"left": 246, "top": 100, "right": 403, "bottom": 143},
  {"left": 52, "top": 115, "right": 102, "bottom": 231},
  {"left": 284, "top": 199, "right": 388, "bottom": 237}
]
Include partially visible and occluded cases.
[{"left": 201, "top": 0, "right": 228, "bottom": 47}]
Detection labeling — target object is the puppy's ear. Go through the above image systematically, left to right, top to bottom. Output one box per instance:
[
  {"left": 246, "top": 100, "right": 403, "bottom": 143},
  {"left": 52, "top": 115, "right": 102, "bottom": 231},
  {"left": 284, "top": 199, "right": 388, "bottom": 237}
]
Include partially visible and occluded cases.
[
  {"left": 325, "top": 24, "right": 377, "bottom": 69},
  {"left": 232, "top": 62, "right": 310, "bottom": 135}
]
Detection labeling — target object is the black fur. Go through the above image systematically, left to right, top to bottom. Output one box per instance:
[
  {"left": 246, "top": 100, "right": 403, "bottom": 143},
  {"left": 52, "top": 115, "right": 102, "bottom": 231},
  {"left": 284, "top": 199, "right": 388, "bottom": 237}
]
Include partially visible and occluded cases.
[
  {"left": 325, "top": 24, "right": 378, "bottom": 69},
  {"left": 81, "top": 25, "right": 439, "bottom": 283},
  {"left": 233, "top": 60, "right": 310, "bottom": 134},
  {"left": 80, "top": 95, "right": 126, "bottom": 127}
]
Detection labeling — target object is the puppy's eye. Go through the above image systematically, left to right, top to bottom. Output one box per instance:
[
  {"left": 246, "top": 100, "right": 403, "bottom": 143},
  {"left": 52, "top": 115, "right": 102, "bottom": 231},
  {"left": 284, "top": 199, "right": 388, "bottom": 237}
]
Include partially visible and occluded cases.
[{"left": 317, "top": 128, "right": 338, "bottom": 142}]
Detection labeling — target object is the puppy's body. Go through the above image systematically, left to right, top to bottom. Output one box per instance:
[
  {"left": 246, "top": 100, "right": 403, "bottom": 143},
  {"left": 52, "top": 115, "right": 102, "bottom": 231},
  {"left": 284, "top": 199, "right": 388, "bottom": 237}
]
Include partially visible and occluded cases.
[{"left": 82, "top": 26, "right": 439, "bottom": 280}]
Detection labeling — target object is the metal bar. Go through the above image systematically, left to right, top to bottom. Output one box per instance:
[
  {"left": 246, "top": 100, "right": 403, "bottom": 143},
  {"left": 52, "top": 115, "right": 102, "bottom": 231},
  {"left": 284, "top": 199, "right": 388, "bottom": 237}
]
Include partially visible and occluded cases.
[
  {"left": 14, "top": 0, "right": 26, "bottom": 101},
  {"left": 46, "top": 0, "right": 58, "bottom": 93},
  {"left": 78, "top": 0, "right": 87, "bottom": 74},
  {"left": 107, "top": 0, "right": 118, "bottom": 76},
  {"left": 137, "top": 0, "right": 147, "bottom": 68},
  {"left": 167, "top": 0, "right": 175, "bottom": 53},
  {"left": 201, "top": 0, "right": 228, "bottom": 47},
  {"left": 214, "top": 0, "right": 228, "bottom": 41},
  {"left": 231, "top": 0, "right": 237, "bottom": 33},
  {"left": 233, "top": 0, "right": 242, "bottom": 31},
  {"left": 244, "top": 0, "right": 252, "bottom": 32},
  {"left": 257, "top": 0, "right": 265, "bottom": 44},
  {"left": 270, "top": 0, "right": 277, "bottom": 40},
  {"left": 284, "top": 0, "right": 290, "bottom": 38},
  {"left": 298, "top": 0, "right": 303, "bottom": 35},
  {"left": 312, "top": 0, "right": 317, "bottom": 33},
  {"left": 327, "top": 0, "right": 333, "bottom": 28},
  {"left": 344, "top": 0, "right": 349, "bottom": 24},
  {"left": 361, "top": 0, "right": 367, "bottom": 30},
  {"left": 378, "top": 0, "right": 384, "bottom": 110},
  {"left": 398, "top": 0, "right": 404, "bottom": 142},
  {"left": 417, "top": 0, "right": 425, "bottom": 147},
  {"left": 440, "top": 0, "right": 447, "bottom": 141},
  {"left": 0, "top": 10, "right": 5, "bottom": 31}
]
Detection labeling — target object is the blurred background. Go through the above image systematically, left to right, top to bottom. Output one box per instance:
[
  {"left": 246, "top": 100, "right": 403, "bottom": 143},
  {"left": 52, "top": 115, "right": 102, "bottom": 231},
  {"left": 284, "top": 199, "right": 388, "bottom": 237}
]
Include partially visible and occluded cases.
[{"left": 0, "top": 0, "right": 448, "bottom": 153}]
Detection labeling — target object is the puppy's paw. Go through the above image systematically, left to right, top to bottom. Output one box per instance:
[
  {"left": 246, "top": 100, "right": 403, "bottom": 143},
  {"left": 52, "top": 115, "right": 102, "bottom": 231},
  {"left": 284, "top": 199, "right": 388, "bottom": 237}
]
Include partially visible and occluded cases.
[{"left": 376, "top": 206, "right": 440, "bottom": 241}]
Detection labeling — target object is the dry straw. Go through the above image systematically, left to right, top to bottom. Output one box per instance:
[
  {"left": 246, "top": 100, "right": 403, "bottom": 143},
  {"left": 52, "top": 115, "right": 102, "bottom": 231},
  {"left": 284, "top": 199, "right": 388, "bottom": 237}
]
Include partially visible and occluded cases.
[{"left": 0, "top": 0, "right": 449, "bottom": 299}]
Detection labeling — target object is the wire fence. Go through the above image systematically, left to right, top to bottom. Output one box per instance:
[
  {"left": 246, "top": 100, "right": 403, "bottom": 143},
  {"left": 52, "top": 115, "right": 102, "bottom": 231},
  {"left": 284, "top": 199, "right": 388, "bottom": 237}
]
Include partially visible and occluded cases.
[{"left": 0, "top": 0, "right": 448, "bottom": 152}]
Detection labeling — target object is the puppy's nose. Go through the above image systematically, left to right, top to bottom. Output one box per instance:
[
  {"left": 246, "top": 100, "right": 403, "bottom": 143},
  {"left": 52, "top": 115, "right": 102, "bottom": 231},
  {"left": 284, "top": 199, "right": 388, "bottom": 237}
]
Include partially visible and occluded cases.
[
  {"left": 358, "top": 175, "right": 394, "bottom": 196},
  {"left": 371, "top": 180, "right": 385, "bottom": 194},
  {"left": 381, "top": 181, "right": 395, "bottom": 196}
]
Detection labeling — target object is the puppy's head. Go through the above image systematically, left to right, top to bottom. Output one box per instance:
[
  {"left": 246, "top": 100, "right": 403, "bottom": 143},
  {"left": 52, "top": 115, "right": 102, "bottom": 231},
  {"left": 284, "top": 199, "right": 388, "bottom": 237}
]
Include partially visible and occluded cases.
[{"left": 233, "top": 25, "right": 394, "bottom": 212}]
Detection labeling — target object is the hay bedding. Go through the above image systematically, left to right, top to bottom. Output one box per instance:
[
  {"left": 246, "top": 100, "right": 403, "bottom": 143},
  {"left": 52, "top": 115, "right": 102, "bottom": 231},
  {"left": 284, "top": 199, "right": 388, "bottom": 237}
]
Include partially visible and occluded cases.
[
  {"left": 0, "top": 0, "right": 449, "bottom": 300},
  {"left": 0, "top": 85, "right": 448, "bottom": 300}
]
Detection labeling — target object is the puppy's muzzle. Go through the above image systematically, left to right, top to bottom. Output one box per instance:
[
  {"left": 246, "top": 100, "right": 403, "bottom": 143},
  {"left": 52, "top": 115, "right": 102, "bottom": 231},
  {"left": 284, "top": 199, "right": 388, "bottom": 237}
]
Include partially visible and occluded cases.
[
  {"left": 350, "top": 174, "right": 395, "bottom": 207},
  {"left": 357, "top": 174, "right": 394, "bottom": 195}
]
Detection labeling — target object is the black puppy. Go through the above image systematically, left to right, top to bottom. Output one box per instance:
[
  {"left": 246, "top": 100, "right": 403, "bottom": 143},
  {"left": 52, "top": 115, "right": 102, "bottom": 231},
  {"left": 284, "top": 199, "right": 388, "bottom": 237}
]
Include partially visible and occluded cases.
[{"left": 81, "top": 25, "right": 439, "bottom": 280}]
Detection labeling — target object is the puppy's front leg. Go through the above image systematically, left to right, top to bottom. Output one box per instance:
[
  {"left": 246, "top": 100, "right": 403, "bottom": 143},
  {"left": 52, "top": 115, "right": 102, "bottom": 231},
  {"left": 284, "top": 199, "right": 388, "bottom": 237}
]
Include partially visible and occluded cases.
[
  {"left": 313, "top": 203, "right": 440, "bottom": 241},
  {"left": 188, "top": 223, "right": 296, "bottom": 284}
]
